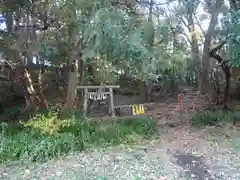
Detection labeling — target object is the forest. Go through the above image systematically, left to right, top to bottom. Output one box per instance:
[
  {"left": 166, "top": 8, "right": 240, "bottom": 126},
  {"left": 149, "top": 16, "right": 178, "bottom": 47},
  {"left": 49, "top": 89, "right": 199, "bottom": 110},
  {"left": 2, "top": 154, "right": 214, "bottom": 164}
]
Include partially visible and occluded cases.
[{"left": 1, "top": 0, "right": 240, "bottom": 179}]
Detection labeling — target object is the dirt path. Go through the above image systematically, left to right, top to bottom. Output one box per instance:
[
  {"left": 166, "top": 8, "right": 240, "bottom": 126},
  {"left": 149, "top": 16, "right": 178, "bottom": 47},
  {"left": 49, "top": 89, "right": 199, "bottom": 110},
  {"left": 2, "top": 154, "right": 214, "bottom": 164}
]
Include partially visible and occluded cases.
[
  {"left": 1, "top": 87, "right": 240, "bottom": 180},
  {"left": 159, "top": 125, "right": 240, "bottom": 180},
  {"left": 2, "top": 127, "right": 240, "bottom": 180}
]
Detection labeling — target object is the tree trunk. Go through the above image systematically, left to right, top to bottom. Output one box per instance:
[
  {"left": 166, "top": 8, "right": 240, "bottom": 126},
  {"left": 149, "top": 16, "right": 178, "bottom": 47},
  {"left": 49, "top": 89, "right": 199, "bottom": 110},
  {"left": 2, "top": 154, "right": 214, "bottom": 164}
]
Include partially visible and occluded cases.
[
  {"left": 148, "top": 0, "right": 154, "bottom": 49},
  {"left": 201, "top": 1, "right": 221, "bottom": 94},
  {"left": 60, "top": 3, "right": 80, "bottom": 112},
  {"left": 5, "top": 11, "right": 13, "bottom": 34},
  {"left": 189, "top": 19, "right": 200, "bottom": 89},
  {"left": 209, "top": 41, "right": 231, "bottom": 108},
  {"left": 62, "top": 49, "right": 79, "bottom": 110},
  {"left": 13, "top": 52, "right": 46, "bottom": 112},
  {"left": 38, "top": 59, "right": 49, "bottom": 109},
  {"left": 77, "top": 59, "right": 84, "bottom": 107},
  {"left": 21, "top": 66, "right": 44, "bottom": 111},
  {"left": 195, "top": 70, "right": 201, "bottom": 89},
  {"left": 223, "top": 72, "right": 230, "bottom": 108},
  {"left": 140, "top": 83, "right": 149, "bottom": 101}
]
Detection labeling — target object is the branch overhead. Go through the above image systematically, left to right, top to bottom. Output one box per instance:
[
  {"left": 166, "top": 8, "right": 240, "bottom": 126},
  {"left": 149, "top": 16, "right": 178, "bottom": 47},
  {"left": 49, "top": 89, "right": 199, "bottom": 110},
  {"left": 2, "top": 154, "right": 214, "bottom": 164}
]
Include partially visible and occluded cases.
[
  {"left": 135, "top": 0, "right": 176, "bottom": 5},
  {"left": 208, "top": 40, "right": 227, "bottom": 54}
]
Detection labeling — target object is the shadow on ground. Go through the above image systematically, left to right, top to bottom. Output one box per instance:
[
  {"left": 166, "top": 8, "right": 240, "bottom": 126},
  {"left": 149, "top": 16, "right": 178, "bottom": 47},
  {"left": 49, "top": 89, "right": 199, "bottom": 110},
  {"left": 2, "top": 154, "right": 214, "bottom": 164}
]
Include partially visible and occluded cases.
[{"left": 173, "top": 151, "right": 213, "bottom": 180}]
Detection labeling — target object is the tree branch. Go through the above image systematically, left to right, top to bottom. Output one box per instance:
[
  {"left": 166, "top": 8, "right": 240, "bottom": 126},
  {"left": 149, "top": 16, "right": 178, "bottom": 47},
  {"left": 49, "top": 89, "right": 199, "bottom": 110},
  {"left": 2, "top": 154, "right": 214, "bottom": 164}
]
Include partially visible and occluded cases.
[
  {"left": 136, "top": 0, "right": 176, "bottom": 6},
  {"left": 164, "top": 6, "right": 194, "bottom": 45},
  {"left": 166, "top": 6, "right": 190, "bottom": 31},
  {"left": 192, "top": 13, "right": 205, "bottom": 44},
  {"left": 193, "top": 13, "right": 205, "bottom": 37},
  {"left": 12, "top": 20, "right": 54, "bottom": 31},
  {"left": 181, "top": 31, "right": 192, "bottom": 45},
  {"left": 209, "top": 40, "right": 227, "bottom": 54}
]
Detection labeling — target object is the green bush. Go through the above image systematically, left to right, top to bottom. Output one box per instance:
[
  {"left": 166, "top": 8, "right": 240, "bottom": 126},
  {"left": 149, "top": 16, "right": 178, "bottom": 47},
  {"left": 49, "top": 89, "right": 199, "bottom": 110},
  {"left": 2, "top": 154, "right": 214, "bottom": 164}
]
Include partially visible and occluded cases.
[
  {"left": 0, "top": 110, "right": 157, "bottom": 163},
  {"left": 191, "top": 110, "right": 240, "bottom": 127}
]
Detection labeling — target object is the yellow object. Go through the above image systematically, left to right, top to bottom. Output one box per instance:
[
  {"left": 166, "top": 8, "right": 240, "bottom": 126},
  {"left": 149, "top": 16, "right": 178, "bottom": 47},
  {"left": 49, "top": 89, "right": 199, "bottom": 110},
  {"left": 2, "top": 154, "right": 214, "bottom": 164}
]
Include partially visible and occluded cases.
[
  {"left": 188, "top": 30, "right": 203, "bottom": 41},
  {"left": 132, "top": 104, "right": 145, "bottom": 115},
  {"left": 139, "top": 104, "right": 145, "bottom": 114}
]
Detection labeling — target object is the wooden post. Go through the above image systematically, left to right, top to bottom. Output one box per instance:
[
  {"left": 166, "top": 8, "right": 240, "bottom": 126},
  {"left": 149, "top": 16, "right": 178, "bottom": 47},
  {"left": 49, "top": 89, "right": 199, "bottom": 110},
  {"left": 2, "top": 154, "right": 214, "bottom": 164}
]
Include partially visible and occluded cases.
[
  {"left": 77, "top": 85, "right": 119, "bottom": 117},
  {"left": 83, "top": 88, "right": 88, "bottom": 114},
  {"left": 109, "top": 88, "right": 115, "bottom": 117},
  {"left": 178, "top": 94, "right": 183, "bottom": 113}
]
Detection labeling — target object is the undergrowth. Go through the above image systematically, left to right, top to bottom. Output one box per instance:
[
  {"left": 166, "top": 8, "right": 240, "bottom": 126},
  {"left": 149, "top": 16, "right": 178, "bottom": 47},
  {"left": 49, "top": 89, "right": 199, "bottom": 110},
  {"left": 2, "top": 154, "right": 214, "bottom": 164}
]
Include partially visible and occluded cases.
[
  {"left": 0, "top": 109, "right": 157, "bottom": 163},
  {"left": 191, "top": 109, "right": 240, "bottom": 127}
]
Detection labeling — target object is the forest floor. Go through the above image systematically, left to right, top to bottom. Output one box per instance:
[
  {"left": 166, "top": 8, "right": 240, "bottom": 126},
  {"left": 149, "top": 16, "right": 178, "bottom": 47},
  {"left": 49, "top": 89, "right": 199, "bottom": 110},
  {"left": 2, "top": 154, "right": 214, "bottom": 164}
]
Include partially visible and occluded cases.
[{"left": 1, "top": 87, "right": 240, "bottom": 180}]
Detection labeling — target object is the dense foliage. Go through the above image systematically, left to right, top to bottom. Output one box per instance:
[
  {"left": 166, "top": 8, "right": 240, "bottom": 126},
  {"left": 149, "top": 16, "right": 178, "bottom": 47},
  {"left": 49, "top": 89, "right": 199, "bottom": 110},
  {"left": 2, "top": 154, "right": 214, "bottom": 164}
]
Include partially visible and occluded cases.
[
  {"left": 226, "top": 10, "right": 240, "bottom": 67},
  {"left": 0, "top": 111, "right": 157, "bottom": 162}
]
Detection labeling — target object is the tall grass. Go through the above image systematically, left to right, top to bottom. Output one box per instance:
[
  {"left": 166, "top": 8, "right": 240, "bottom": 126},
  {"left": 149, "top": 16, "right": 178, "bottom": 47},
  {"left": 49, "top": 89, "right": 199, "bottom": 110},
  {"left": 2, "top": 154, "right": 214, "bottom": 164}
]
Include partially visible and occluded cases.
[{"left": 0, "top": 110, "right": 157, "bottom": 163}]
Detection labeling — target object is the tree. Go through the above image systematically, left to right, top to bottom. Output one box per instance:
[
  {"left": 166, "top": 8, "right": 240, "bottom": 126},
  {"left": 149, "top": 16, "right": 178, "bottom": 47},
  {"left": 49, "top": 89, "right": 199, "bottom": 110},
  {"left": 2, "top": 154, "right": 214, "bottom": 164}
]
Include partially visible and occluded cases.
[
  {"left": 0, "top": 0, "right": 57, "bottom": 111},
  {"left": 1, "top": 0, "right": 217, "bottom": 116}
]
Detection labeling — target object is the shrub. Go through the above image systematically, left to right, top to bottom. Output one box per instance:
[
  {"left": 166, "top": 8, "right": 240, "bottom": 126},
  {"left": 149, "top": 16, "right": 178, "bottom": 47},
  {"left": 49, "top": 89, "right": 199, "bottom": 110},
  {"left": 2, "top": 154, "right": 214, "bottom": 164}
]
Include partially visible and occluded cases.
[
  {"left": 0, "top": 87, "right": 14, "bottom": 105},
  {"left": 0, "top": 110, "right": 157, "bottom": 163},
  {"left": 191, "top": 110, "right": 240, "bottom": 127}
]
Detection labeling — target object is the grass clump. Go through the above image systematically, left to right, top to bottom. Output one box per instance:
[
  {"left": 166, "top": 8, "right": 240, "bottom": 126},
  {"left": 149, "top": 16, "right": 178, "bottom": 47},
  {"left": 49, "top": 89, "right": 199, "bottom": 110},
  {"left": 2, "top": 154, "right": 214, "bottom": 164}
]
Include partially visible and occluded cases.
[
  {"left": 191, "top": 109, "right": 240, "bottom": 127},
  {"left": 0, "top": 110, "right": 157, "bottom": 163}
]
